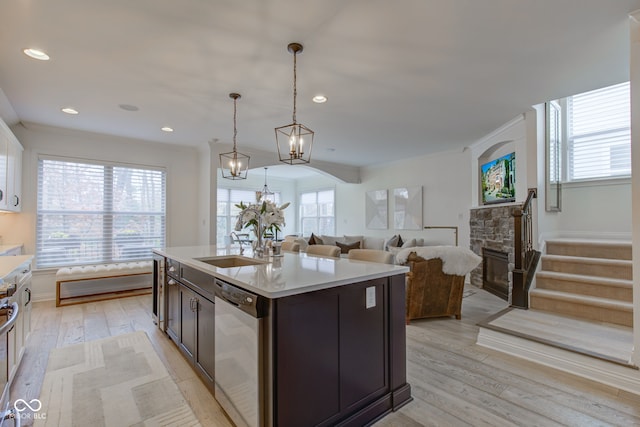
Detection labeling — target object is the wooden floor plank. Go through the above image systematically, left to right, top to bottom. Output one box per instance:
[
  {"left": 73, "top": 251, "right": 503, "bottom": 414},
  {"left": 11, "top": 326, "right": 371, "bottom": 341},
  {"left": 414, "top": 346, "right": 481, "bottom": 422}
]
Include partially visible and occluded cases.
[{"left": 9, "top": 288, "right": 640, "bottom": 427}]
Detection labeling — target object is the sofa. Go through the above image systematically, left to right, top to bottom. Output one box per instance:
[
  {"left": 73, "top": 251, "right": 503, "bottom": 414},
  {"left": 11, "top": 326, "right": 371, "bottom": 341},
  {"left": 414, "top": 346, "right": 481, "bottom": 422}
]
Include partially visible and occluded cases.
[{"left": 283, "top": 233, "right": 432, "bottom": 260}]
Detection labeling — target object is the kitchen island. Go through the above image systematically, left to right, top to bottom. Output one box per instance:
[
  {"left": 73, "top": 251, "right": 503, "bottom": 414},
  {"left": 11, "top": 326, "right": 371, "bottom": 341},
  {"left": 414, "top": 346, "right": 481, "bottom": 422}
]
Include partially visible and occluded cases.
[{"left": 153, "top": 245, "right": 412, "bottom": 427}]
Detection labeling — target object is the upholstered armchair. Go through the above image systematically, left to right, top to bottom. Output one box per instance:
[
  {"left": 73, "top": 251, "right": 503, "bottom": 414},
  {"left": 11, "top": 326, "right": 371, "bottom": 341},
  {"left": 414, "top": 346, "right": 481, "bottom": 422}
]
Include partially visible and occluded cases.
[{"left": 397, "top": 247, "right": 481, "bottom": 324}]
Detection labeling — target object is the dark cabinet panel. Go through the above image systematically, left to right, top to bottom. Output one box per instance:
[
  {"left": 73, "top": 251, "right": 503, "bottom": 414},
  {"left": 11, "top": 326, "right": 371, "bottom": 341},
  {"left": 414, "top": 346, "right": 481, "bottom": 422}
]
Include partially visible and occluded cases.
[
  {"left": 164, "top": 262, "right": 216, "bottom": 392},
  {"left": 166, "top": 277, "right": 181, "bottom": 344},
  {"left": 275, "top": 278, "right": 392, "bottom": 427},
  {"left": 340, "top": 279, "right": 387, "bottom": 411},
  {"left": 180, "top": 284, "right": 197, "bottom": 360},
  {"left": 276, "top": 290, "right": 341, "bottom": 427},
  {"left": 195, "top": 295, "right": 215, "bottom": 383}
]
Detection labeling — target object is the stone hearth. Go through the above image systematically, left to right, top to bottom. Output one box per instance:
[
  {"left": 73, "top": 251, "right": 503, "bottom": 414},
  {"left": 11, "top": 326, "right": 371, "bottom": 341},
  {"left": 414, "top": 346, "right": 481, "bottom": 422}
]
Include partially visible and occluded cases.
[{"left": 470, "top": 204, "right": 519, "bottom": 302}]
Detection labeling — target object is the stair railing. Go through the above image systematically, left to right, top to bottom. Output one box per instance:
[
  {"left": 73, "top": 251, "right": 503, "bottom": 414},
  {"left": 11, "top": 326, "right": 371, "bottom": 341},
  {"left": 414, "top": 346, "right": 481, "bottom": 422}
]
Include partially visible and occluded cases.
[{"left": 511, "top": 188, "right": 541, "bottom": 308}]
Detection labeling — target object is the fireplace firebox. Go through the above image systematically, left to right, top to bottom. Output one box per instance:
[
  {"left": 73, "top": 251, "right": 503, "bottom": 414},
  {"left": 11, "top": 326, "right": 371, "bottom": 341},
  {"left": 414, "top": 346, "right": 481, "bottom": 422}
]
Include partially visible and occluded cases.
[{"left": 482, "top": 248, "right": 509, "bottom": 301}]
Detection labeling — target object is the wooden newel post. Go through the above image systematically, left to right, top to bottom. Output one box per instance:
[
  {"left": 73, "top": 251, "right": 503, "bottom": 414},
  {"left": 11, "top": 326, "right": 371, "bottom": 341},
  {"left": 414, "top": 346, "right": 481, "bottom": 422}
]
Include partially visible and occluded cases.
[{"left": 511, "top": 208, "right": 527, "bottom": 308}]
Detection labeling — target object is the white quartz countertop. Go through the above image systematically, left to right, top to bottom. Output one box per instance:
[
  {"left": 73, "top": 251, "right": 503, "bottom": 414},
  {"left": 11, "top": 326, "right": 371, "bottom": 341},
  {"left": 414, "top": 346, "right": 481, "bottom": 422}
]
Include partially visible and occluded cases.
[{"left": 154, "top": 245, "right": 409, "bottom": 299}]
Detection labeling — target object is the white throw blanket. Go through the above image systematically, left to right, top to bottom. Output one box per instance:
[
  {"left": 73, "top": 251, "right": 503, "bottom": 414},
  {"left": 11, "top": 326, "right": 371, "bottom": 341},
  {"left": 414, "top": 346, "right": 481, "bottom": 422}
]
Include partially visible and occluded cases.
[{"left": 395, "top": 246, "right": 482, "bottom": 276}]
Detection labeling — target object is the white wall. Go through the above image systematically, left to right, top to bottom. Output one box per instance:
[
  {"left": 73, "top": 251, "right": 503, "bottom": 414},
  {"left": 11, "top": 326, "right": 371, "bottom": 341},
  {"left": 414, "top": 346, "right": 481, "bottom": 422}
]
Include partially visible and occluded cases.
[
  {"left": 0, "top": 123, "right": 200, "bottom": 301},
  {"left": 334, "top": 149, "right": 472, "bottom": 248}
]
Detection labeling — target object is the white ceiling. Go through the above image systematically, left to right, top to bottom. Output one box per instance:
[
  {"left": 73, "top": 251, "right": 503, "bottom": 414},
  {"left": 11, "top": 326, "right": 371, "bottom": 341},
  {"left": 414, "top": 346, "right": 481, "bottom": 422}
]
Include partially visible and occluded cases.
[{"left": 1, "top": 0, "right": 639, "bottom": 168}]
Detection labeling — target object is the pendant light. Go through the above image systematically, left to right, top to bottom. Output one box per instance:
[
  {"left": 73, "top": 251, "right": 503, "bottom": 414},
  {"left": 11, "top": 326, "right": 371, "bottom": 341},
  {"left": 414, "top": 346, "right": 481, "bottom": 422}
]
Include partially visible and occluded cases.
[
  {"left": 275, "top": 43, "right": 314, "bottom": 165},
  {"left": 220, "top": 93, "right": 250, "bottom": 180},
  {"left": 257, "top": 167, "right": 275, "bottom": 202}
]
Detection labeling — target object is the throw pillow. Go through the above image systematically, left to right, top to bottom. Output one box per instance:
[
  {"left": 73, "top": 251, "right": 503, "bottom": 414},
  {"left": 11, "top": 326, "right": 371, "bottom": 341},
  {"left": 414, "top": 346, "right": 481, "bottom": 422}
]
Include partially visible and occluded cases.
[
  {"left": 308, "top": 233, "right": 323, "bottom": 245},
  {"left": 397, "top": 234, "right": 404, "bottom": 247},
  {"left": 344, "top": 235, "right": 364, "bottom": 247},
  {"left": 384, "top": 235, "right": 399, "bottom": 251},
  {"left": 336, "top": 240, "right": 361, "bottom": 254}
]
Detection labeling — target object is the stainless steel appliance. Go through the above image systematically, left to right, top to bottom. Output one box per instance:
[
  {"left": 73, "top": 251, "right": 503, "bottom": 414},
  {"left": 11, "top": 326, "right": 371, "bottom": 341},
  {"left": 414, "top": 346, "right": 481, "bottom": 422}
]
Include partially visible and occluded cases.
[
  {"left": 152, "top": 254, "right": 166, "bottom": 331},
  {"left": 214, "top": 279, "right": 271, "bottom": 427},
  {"left": 0, "top": 299, "right": 20, "bottom": 427}
]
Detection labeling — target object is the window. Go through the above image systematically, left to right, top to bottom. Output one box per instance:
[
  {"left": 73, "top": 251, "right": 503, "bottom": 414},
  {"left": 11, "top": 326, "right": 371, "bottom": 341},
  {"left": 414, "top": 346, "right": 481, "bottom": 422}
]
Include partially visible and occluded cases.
[
  {"left": 561, "top": 82, "right": 631, "bottom": 181},
  {"left": 36, "top": 158, "right": 166, "bottom": 268},
  {"left": 217, "top": 188, "right": 281, "bottom": 246},
  {"left": 299, "top": 189, "right": 335, "bottom": 237}
]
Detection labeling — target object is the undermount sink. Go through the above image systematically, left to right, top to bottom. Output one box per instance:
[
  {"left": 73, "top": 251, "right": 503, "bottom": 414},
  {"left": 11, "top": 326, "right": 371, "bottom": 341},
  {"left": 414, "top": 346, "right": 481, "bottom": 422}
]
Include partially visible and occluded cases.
[{"left": 195, "top": 255, "right": 268, "bottom": 268}]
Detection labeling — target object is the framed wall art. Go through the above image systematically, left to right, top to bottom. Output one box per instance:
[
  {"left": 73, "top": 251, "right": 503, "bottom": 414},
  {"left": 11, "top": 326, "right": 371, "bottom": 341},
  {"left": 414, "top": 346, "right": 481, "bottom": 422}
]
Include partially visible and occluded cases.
[
  {"left": 393, "top": 186, "right": 422, "bottom": 230},
  {"left": 365, "top": 189, "right": 388, "bottom": 229}
]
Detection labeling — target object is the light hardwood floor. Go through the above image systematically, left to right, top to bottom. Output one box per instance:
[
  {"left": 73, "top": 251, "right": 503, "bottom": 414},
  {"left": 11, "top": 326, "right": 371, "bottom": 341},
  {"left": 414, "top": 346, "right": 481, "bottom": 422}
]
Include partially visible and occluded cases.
[{"left": 11, "top": 289, "right": 640, "bottom": 427}]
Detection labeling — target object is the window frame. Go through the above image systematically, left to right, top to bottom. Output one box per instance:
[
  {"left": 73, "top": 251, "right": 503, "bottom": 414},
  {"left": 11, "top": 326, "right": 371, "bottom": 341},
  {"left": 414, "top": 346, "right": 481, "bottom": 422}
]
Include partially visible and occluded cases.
[
  {"left": 558, "top": 81, "right": 631, "bottom": 184},
  {"left": 36, "top": 155, "right": 166, "bottom": 269},
  {"left": 216, "top": 187, "right": 281, "bottom": 246},
  {"left": 298, "top": 188, "right": 335, "bottom": 237}
]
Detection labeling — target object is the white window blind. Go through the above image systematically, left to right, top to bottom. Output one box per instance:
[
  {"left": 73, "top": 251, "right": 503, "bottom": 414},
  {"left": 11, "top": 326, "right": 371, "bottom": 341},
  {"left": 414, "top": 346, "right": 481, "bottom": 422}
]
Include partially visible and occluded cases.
[
  {"left": 567, "top": 82, "right": 630, "bottom": 180},
  {"left": 36, "top": 158, "right": 166, "bottom": 268},
  {"left": 300, "top": 189, "right": 335, "bottom": 236}
]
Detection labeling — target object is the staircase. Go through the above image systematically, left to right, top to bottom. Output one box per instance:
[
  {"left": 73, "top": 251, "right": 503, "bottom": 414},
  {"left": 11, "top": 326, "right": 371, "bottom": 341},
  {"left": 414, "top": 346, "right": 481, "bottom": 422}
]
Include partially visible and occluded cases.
[{"left": 530, "top": 239, "right": 633, "bottom": 327}]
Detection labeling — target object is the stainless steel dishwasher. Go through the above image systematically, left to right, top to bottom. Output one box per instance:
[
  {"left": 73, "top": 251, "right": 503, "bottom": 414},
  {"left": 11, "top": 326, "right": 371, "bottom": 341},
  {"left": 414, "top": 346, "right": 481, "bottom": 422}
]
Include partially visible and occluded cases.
[{"left": 214, "top": 279, "right": 272, "bottom": 427}]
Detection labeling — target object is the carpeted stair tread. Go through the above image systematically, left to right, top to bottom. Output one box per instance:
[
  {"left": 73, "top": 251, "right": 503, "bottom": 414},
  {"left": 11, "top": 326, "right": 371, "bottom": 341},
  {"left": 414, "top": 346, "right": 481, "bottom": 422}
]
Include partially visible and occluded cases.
[
  {"left": 545, "top": 239, "right": 632, "bottom": 260},
  {"left": 541, "top": 254, "right": 632, "bottom": 280},
  {"left": 536, "top": 270, "right": 633, "bottom": 288},
  {"left": 535, "top": 271, "right": 633, "bottom": 302},
  {"left": 530, "top": 288, "right": 633, "bottom": 311}
]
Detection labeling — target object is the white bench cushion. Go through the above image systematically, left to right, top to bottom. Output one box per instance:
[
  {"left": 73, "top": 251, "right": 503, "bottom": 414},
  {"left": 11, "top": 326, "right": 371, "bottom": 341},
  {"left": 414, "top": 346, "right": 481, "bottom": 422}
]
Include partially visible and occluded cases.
[{"left": 56, "top": 261, "right": 152, "bottom": 281}]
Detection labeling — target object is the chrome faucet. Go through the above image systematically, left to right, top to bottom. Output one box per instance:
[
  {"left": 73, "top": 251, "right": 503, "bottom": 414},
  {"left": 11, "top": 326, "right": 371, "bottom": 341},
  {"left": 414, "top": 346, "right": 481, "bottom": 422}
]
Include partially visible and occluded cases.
[{"left": 230, "top": 232, "right": 246, "bottom": 255}]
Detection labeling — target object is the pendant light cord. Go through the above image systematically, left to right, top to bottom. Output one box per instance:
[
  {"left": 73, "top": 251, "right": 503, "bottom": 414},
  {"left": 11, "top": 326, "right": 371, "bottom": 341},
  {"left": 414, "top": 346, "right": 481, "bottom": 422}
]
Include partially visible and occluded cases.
[
  {"left": 292, "top": 51, "right": 297, "bottom": 124},
  {"left": 233, "top": 97, "right": 238, "bottom": 151}
]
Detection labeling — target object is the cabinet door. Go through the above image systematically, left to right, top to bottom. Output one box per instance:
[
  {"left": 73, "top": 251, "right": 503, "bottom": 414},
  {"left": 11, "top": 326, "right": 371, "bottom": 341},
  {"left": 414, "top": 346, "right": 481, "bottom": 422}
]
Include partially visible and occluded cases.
[
  {"left": 0, "top": 127, "right": 8, "bottom": 211},
  {"left": 8, "top": 140, "right": 22, "bottom": 211},
  {"left": 166, "top": 278, "right": 181, "bottom": 344},
  {"left": 339, "top": 279, "right": 387, "bottom": 410},
  {"left": 180, "top": 284, "right": 197, "bottom": 360},
  {"left": 22, "top": 287, "right": 31, "bottom": 342},
  {"left": 276, "top": 290, "right": 341, "bottom": 426},
  {"left": 195, "top": 296, "right": 215, "bottom": 385}
]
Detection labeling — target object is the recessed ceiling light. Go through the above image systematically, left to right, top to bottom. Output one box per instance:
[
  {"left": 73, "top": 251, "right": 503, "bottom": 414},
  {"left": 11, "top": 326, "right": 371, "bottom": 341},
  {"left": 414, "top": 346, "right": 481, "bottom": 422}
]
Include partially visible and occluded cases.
[
  {"left": 23, "top": 48, "right": 50, "bottom": 61},
  {"left": 312, "top": 95, "right": 327, "bottom": 103},
  {"left": 119, "top": 104, "right": 139, "bottom": 111},
  {"left": 61, "top": 107, "right": 78, "bottom": 115},
  {"left": 161, "top": 127, "right": 174, "bottom": 132}
]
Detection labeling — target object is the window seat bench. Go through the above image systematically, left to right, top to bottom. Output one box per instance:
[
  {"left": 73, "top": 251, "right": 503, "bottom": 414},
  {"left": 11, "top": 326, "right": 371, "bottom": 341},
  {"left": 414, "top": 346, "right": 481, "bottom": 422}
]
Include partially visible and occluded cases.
[{"left": 55, "top": 261, "right": 152, "bottom": 307}]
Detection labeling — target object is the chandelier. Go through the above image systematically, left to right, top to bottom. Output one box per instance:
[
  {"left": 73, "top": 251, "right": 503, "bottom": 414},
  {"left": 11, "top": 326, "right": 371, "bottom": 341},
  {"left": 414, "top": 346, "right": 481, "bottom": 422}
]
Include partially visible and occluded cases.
[
  {"left": 275, "top": 43, "right": 314, "bottom": 165},
  {"left": 220, "top": 93, "right": 250, "bottom": 180},
  {"left": 257, "top": 167, "right": 275, "bottom": 202}
]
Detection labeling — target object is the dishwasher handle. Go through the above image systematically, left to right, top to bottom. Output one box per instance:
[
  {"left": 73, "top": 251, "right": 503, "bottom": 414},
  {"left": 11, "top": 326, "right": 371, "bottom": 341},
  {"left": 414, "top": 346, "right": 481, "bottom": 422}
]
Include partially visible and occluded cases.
[{"left": 214, "top": 280, "right": 266, "bottom": 318}]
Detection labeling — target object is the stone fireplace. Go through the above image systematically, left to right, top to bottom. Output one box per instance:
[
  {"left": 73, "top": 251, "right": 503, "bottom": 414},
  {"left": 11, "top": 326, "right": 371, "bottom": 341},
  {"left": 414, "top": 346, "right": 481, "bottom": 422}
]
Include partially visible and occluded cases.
[{"left": 470, "top": 204, "right": 519, "bottom": 303}]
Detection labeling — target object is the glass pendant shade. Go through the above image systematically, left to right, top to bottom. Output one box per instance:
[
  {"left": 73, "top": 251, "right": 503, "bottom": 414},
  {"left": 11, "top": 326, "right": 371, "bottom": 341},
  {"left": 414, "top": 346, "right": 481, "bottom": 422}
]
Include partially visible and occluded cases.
[
  {"left": 276, "top": 43, "right": 314, "bottom": 165},
  {"left": 220, "top": 93, "right": 250, "bottom": 180}
]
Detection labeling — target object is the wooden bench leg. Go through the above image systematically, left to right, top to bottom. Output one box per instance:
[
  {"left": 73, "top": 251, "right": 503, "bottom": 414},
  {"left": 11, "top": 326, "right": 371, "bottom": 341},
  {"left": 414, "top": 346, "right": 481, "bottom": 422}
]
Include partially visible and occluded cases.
[{"left": 56, "top": 281, "right": 62, "bottom": 307}]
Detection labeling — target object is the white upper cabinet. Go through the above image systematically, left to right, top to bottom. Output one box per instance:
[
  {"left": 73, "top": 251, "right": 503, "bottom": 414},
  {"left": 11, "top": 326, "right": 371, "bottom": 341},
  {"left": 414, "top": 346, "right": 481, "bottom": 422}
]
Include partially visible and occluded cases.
[{"left": 0, "top": 118, "right": 23, "bottom": 212}]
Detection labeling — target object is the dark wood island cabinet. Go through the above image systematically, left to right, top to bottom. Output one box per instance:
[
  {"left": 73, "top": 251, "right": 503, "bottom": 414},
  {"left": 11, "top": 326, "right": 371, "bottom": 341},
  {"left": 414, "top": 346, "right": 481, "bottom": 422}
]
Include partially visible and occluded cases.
[{"left": 155, "top": 247, "right": 411, "bottom": 427}]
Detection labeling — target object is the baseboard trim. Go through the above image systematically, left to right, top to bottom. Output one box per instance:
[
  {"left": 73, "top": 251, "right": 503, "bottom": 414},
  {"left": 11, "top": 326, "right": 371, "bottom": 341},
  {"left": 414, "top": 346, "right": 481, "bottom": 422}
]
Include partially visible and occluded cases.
[{"left": 477, "top": 327, "right": 640, "bottom": 396}]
